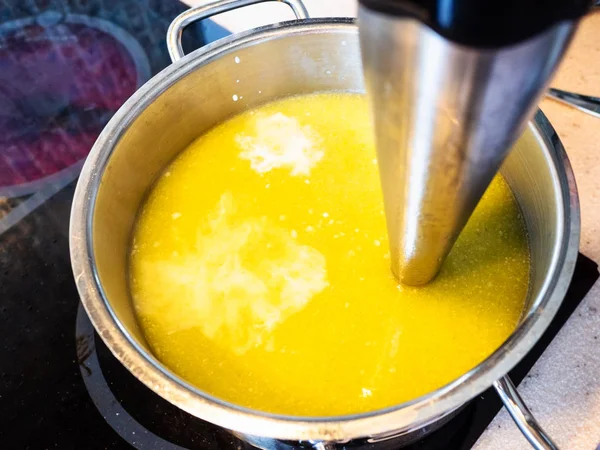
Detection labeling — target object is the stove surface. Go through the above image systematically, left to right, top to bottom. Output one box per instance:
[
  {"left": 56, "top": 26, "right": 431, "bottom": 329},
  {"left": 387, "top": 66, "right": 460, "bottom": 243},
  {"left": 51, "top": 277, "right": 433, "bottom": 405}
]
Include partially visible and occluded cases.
[{"left": 0, "top": 1, "right": 598, "bottom": 449}]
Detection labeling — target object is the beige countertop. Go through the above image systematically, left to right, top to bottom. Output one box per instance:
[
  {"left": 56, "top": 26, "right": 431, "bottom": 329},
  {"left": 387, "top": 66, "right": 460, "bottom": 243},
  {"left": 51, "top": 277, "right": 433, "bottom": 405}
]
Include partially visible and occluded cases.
[
  {"left": 185, "top": 1, "right": 600, "bottom": 447},
  {"left": 475, "top": 12, "right": 600, "bottom": 450},
  {"left": 542, "top": 12, "right": 600, "bottom": 264}
]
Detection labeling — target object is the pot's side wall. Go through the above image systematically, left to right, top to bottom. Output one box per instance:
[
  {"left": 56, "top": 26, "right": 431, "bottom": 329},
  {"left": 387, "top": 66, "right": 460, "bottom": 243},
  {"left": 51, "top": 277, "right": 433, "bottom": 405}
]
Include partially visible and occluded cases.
[{"left": 502, "top": 124, "right": 562, "bottom": 314}]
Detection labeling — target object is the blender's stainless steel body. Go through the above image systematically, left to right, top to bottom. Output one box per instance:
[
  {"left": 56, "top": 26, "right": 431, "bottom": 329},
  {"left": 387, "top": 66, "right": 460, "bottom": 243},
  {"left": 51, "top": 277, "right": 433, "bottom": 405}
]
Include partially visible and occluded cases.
[{"left": 358, "top": 0, "right": 592, "bottom": 285}]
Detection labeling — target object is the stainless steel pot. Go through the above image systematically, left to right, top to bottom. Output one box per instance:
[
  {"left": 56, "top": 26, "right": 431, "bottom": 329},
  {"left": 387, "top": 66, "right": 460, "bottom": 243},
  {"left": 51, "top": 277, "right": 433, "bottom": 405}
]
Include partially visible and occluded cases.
[{"left": 69, "top": 1, "right": 579, "bottom": 449}]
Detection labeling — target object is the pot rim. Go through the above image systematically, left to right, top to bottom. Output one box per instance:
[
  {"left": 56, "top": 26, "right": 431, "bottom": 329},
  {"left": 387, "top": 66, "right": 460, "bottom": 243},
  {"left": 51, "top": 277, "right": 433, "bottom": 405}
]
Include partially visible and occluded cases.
[{"left": 69, "top": 18, "right": 580, "bottom": 441}]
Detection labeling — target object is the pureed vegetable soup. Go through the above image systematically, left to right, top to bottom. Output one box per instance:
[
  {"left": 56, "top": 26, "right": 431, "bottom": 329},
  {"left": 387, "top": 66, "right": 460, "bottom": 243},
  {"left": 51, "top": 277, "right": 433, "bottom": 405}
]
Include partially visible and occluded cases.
[{"left": 129, "top": 93, "right": 530, "bottom": 416}]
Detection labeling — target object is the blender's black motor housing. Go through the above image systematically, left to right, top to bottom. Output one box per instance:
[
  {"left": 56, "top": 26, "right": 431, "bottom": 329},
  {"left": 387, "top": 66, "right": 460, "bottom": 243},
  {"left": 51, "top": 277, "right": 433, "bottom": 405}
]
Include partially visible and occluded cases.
[{"left": 359, "top": 0, "right": 594, "bottom": 47}]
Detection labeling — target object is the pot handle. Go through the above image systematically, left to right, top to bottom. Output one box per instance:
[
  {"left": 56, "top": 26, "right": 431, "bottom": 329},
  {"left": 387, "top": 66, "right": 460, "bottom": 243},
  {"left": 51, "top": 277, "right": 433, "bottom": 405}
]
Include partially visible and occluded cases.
[
  {"left": 166, "top": 0, "right": 310, "bottom": 63},
  {"left": 545, "top": 88, "right": 600, "bottom": 119},
  {"left": 494, "top": 376, "right": 559, "bottom": 450}
]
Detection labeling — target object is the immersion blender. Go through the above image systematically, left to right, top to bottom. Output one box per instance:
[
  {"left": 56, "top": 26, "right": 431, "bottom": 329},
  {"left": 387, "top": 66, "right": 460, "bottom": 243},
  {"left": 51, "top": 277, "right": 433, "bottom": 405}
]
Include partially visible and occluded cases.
[{"left": 358, "top": 0, "right": 594, "bottom": 285}]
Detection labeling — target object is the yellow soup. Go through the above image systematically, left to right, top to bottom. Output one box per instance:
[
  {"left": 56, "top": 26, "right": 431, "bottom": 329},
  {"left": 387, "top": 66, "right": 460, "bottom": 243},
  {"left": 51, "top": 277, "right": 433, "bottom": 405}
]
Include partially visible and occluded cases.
[{"left": 130, "top": 93, "right": 530, "bottom": 417}]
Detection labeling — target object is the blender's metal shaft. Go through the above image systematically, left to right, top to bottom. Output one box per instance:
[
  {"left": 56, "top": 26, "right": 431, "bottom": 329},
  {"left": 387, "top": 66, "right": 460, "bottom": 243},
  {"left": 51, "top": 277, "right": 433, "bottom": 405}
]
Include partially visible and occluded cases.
[{"left": 358, "top": 6, "right": 576, "bottom": 285}]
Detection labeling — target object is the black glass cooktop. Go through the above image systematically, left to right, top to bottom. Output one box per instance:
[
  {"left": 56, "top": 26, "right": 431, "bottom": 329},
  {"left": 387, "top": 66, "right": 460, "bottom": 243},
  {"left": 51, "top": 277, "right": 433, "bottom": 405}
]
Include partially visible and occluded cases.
[{"left": 0, "top": 1, "right": 598, "bottom": 449}]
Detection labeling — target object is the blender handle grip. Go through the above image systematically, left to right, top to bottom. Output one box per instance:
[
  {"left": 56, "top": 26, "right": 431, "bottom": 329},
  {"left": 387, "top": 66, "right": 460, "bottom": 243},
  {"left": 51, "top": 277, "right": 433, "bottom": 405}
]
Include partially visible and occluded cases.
[
  {"left": 166, "top": 0, "right": 309, "bottom": 63},
  {"left": 494, "top": 376, "right": 559, "bottom": 450}
]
